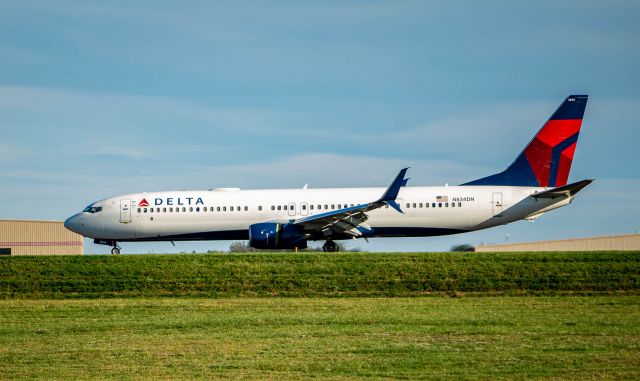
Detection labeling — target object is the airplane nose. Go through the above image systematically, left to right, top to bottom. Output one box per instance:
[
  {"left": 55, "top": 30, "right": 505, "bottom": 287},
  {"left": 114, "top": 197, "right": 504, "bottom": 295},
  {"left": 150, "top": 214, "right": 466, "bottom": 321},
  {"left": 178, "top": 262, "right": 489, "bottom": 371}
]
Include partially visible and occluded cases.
[{"left": 64, "top": 214, "right": 83, "bottom": 235}]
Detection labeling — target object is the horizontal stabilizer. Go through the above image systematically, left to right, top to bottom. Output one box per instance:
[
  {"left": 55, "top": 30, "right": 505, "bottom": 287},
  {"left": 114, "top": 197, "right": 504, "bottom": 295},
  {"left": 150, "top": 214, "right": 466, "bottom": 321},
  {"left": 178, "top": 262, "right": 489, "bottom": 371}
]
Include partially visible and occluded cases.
[{"left": 532, "top": 179, "right": 593, "bottom": 199}]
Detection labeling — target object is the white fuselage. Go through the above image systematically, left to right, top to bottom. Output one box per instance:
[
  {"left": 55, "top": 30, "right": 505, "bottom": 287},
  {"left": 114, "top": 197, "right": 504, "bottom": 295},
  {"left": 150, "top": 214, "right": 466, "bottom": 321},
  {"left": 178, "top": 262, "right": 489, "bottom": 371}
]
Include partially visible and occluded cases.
[{"left": 64, "top": 185, "right": 571, "bottom": 242}]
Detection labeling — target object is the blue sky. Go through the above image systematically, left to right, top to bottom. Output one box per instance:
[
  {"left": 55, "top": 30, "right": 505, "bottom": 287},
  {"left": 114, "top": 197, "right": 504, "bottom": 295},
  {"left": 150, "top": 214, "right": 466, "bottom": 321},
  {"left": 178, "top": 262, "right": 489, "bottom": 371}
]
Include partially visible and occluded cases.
[{"left": 0, "top": 1, "right": 638, "bottom": 253}]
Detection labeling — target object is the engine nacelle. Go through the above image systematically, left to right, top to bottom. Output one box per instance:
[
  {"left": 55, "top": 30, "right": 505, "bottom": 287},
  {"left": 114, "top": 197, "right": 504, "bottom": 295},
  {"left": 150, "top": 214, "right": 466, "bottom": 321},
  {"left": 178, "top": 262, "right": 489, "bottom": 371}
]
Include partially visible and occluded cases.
[{"left": 248, "top": 223, "right": 308, "bottom": 250}]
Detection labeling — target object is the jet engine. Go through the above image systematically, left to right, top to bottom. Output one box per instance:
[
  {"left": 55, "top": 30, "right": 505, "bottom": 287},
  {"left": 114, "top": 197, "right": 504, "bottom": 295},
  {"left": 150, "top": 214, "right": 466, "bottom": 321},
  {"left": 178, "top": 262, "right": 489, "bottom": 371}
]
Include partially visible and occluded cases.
[{"left": 248, "top": 223, "right": 308, "bottom": 250}]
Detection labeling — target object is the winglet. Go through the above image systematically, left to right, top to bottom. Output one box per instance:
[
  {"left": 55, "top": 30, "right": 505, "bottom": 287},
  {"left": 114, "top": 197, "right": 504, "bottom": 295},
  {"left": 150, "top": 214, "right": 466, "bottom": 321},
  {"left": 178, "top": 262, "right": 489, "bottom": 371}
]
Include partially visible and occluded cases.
[{"left": 378, "top": 168, "right": 410, "bottom": 213}]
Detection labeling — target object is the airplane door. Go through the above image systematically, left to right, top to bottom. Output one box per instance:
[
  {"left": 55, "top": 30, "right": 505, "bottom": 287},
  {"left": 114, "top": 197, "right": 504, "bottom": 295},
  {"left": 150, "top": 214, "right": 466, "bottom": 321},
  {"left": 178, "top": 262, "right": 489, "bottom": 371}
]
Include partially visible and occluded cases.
[
  {"left": 492, "top": 192, "right": 503, "bottom": 217},
  {"left": 120, "top": 199, "right": 132, "bottom": 223},
  {"left": 288, "top": 202, "right": 296, "bottom": 217},
  {"left": 300, "top": 202, "right": 309, "bottom": 216}
]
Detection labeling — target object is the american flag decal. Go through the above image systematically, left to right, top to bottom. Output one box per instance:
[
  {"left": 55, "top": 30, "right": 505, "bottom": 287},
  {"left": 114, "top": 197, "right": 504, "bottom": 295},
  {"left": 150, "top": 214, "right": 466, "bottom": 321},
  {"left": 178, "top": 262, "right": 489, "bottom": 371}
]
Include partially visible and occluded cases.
[{"left": 436, "top": 195, "right": 448, "bottom": 202}]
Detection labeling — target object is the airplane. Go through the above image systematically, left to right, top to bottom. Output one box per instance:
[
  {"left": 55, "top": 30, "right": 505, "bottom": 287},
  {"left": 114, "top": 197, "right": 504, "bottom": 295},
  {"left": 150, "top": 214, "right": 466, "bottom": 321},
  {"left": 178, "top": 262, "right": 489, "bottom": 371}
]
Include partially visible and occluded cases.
[{"left": 65, "top": 95, "right": 591, "bottom": 254}]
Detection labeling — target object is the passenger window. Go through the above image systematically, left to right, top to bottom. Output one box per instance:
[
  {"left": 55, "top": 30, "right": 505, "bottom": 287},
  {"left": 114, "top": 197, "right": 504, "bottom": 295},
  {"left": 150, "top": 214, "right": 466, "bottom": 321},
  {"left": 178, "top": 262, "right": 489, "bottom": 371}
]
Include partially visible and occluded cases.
[
  {"left": 458, "top": 202, "right": 462, "bottom": 207},
  {"left": 406, "top": 203, "right": 410, "bottom": 208},
  {"left": 413, "top": 203, "right": 417, "bottom": 208},
  {"left": 419, "top": 203, "right": 423, "bottom": 208},
  {"left": 425, "top": 203, "right": 429, "bottom": 208},
  {"left": 432, "top": 203, "right": 436, "bottom": 208},
  {"left": 438, "top": 203, "right": 442, "bottom": 208},
  {"left": 445, "top": 203, "right": 448, "bottom": 207},
  {"left": 451, "top": 203, "right": 455, "bottom": 208},
  {"left": 331, "top": 204, "right": 335, "bottom": 209},
  {"left": 351, "top": 204, "right": 355, "bottom": 207},
  {"left": 271, "top": 205, "right": 275, "bottom": 210},
  {"left": 284, "top": 205, "right": 288, "bottom": 211},
  {"left": 302, "top": 205, "right": 307, "bottom": 210},
  {"left": 310, "top": 205, "right": 314, "bottom": 210},
  {"left": 317, "top": 205, "right": 321, "bottom": 210},
  {"left": 230, "top": 206, "right": 234, "bottom": 211},
  {"left": 237, "top": 206, "right": 241, "bottom": 211},
  {"left": 258, "top": 206, "right": 262, "bottom": 211},
  {"left": 277, "top": 206, "right": 281, "bottom": 211},
  {"left": 163, "top": 207, "right": 167, "bottom": 212},
  {"left": 170, "top": 207, "right": 173, "bottom": 212},
  {"left": 182, "top": 207, "right": 186, "bottom": 212},
  {"left": 190, "top": 207, "right": 194, "bottom": 212},
  {"left": 196, "top": 207, "right": 200, "bottom": 212},
  {"left": 204, "top": 207, "right": 207, "bottom": 212},
  {"left": 217, "top": 207, "right": 221, "bottom": 212},
  {"left": 222, "top": 207, "right": 226, "bottom": 211},
  {"left": 137, "top": 208, "right": 141, "bottom": 213},
  {"left": 150, "top": 208, "right": 153, "bottom": 213},
  {"left": 176, "top": 208, "right": 179, "bottom": 213}
]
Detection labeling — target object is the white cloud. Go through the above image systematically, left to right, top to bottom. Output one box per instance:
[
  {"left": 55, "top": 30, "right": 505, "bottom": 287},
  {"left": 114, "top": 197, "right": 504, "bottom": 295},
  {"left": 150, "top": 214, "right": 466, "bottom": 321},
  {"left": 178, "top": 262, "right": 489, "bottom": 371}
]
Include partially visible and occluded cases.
[
  {"left": 0, "top": 85, "right": 300, "bottom": 128},
  {"left": 0, "top": 143, "right": 23, "bottom": 163}
]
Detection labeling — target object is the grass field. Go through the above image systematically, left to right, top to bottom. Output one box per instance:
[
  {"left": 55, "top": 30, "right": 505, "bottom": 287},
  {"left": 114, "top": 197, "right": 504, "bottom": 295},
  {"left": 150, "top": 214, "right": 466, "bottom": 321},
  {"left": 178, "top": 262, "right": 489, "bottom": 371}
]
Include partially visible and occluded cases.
[
  {"left": 1, "top": 251, "right": 639, "bottom": 298},
  {"left": 1, "top": 251, "right": 639, "bottom": 379},
  {"left": 1, "top": 297, "right": 638, "bottom": 380}
]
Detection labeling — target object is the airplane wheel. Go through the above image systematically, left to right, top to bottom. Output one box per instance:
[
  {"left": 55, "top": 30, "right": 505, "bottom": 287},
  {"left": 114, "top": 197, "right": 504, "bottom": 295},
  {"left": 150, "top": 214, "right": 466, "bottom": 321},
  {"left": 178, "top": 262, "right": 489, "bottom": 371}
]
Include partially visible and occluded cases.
[
  {"left": 323, "top": 241, "right": 338, "bottom": 252},
  {"left": 111, "top": 247, "right": 121, "bottom": 255}
]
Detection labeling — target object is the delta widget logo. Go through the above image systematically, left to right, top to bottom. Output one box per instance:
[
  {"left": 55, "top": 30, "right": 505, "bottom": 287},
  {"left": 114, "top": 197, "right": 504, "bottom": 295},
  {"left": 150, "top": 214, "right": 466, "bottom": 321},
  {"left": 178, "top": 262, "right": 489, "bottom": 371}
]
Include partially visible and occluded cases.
[{"left": 137, "top": 197, "right": 204, "bottom": 207}]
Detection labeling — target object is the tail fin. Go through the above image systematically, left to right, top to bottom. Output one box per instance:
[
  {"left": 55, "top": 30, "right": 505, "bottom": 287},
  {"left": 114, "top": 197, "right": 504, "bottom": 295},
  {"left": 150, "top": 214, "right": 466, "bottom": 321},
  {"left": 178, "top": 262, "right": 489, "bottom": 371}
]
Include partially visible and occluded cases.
[{"left": 463, "top": 95, "right": 588, "bottom": 187}]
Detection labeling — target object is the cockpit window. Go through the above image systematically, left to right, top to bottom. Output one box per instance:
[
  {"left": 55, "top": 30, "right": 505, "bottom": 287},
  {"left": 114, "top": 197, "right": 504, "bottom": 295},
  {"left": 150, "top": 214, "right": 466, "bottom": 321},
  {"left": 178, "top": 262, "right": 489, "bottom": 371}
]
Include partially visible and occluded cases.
[{"left": 82, "top": 206, "right": 102, "bottom": 214}]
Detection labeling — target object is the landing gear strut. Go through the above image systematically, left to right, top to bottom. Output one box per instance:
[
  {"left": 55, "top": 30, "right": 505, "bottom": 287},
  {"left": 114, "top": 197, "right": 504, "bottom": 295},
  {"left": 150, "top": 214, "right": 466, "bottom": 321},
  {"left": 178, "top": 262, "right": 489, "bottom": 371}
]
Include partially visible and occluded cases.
[
  {"left": 94, "top": 239, "right": 121, "bottom": 254},
  {"left": 322, "top": 240, "right": 339, "bottom": 252}
]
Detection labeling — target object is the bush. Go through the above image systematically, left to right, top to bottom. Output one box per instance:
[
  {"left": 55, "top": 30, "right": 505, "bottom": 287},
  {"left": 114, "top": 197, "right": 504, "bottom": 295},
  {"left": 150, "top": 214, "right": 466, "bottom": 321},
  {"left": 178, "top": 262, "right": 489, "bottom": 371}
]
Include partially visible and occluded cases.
[{"left": 450, "top": 244, "right": 475, "bottom": 252}]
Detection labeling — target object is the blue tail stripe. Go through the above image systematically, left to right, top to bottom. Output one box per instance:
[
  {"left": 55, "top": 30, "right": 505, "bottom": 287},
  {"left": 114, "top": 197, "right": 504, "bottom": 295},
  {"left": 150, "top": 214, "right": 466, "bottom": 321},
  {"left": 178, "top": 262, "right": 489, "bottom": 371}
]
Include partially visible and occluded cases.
[
  {"left": 550, "top": 95, "right": 588, "bottom": 120},
  {"left": 548, "top": 132, "right": 579, "bottom": 187},
  {"left": 461, "top": 154, "right": 538, "bottom": 186}
]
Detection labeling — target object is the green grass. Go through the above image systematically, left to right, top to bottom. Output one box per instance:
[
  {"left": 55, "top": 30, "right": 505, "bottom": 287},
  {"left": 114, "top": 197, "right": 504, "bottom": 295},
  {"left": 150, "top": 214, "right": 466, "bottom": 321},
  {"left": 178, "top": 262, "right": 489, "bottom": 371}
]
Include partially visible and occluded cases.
[
  {"left": 0, "top": 251, "right": 638, "bottom": 298},
  {"left": 1, "top": 252, "right": 639, "bottom": 379},
  {"left": 0, "top": 297, "right": 638, "bottom": 380}
]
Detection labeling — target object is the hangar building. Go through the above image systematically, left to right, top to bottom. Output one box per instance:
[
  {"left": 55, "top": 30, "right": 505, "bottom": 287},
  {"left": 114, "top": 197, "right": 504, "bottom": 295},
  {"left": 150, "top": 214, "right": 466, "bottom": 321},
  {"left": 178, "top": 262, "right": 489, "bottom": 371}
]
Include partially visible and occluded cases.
[
  {"left": 0, "top": 220, "right": 84, "bottom": 255},
  {"left": 475, "top": 233, "right": 640, "bottom": 252}
]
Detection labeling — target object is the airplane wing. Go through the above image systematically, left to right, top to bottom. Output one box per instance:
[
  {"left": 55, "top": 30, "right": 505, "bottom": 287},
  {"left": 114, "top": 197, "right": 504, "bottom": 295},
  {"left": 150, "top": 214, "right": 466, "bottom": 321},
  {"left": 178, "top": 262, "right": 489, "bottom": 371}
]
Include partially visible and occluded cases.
[
  {"left": 291, "top": 168, "right": 410, "bottom": 239},
  {"left": 532, "top": 179, "right": 594, "bottom": 199}
]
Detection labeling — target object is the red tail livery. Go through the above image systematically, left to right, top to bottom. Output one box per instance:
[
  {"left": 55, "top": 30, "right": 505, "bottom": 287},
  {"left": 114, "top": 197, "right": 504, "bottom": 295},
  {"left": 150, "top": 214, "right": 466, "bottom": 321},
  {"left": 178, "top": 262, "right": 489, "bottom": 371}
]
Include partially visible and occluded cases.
[{"left": 464, "top": 95, "right": 588, "bottom": 187}]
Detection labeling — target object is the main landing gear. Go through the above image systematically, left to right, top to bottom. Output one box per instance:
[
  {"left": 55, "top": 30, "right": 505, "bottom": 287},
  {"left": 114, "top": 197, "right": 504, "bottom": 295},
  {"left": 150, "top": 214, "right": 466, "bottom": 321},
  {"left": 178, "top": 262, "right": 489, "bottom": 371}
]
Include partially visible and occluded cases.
[
  {"left": 322, "top": 240, "right": 339, "bottom": 252},
  {"left": 111, "top": 244, "right": 121, "bottom": 255}
]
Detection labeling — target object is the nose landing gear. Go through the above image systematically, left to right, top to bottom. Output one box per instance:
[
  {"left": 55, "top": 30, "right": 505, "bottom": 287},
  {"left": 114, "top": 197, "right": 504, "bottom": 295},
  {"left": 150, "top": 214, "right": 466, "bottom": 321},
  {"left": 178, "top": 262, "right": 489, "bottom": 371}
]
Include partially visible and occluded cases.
[{"left": 94, "top": 239, "right": 121, "bottom": 254}]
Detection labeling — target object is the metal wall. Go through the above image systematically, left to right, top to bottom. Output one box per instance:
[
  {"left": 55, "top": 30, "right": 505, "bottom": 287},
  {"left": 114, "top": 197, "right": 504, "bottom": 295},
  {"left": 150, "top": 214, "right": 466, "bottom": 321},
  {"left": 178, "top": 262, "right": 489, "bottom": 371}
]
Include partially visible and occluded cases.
[
  {"left": 0, "top": 220, "right": 83, "bottom": 255},
  {"left": 475, "top": 233, "right": 640, "bottom": 252}
]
